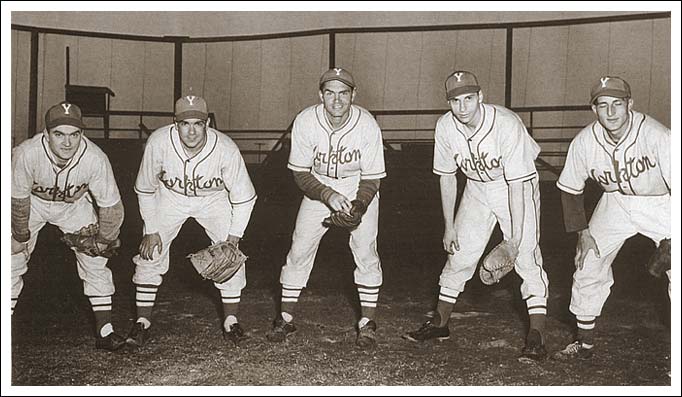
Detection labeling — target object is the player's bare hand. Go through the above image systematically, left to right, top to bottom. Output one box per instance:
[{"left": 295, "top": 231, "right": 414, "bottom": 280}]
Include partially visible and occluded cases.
[
  {"left": 327, "top": 192, "right": 352, "bottom": 213},
  {"left": 443, "top": 227, "right": 460, "bottom": 254},
  {"left": 575, "top": 229, "right": 600, "bottom": 271},
  {"left": 139, "top": 232, "right": 163, "bottom": 260},
  {"left": 11, "top": 236, "right": 27, "bottom": 256}
]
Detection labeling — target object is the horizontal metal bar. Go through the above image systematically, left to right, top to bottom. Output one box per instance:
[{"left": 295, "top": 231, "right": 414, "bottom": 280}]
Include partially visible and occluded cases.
[
  {"left": 14, "top": 12, "right": 667, "bottom": 44},
  {"left": 11, "top": 24, "right": 171, "bottom": 42}
]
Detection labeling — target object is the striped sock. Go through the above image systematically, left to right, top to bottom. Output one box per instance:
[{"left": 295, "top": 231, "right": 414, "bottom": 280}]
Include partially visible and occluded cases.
[
  {"left": 135, "top": 284, "right": 158, "bottom": 321},
  {"left": 281, "top": 284, "right": 302, "bottom": 315},
  {"left": 357, "top": 285, "right": 380, "bottom": 319},
  {"left": 436, "top": 287, "right": 459, "bottom": 327},
  {"left": 220, "top": 290, "right": 241, "bottom": 323},
  {"left": 89, "top": 295, "right": 113, "bottom": 336},
  {"left": 526, "top": 296, "right": 547, "bottom": 333},
  {"left": 11, "top": 297, "right": 17, "bottom": 315},
  {"left": 576, "top": 315, "right": 596, "bottom": 347}
]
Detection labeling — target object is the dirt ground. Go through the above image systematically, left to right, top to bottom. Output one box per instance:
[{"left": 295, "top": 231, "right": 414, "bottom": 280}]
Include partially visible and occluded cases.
[{"left": 9, "top": 141, "right": 672, "bottom": 387}]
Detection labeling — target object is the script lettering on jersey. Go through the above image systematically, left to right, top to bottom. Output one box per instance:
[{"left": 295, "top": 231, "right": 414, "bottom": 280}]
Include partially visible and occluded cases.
[
  {"left": 314, "top": 145, "right": 361, "bottom": 167},
  {"left": 454, "top": 152, "right": 502, "bottom": 173},
  {"left": 589, "top": 155, "right": 657, "bottom": 186},
  {"left": 158, "top": 170, "right": 224, "bottom": 195},
  {"left": 32, "top": 182, "right": 89, "bottom": 202}
]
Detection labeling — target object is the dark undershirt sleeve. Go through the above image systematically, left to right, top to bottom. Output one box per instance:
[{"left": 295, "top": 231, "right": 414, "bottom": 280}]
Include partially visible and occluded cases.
[{"left": 561, "top": 190, "right": 588, "bottom": 233}]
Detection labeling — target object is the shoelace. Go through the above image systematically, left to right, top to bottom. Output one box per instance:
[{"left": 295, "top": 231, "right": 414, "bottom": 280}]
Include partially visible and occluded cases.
[
  {"left": 418, "top": 321, "right": 437, "bottom": 333},
  {"left": 564, "top": 342, "right": 582, "bottom": 354}
]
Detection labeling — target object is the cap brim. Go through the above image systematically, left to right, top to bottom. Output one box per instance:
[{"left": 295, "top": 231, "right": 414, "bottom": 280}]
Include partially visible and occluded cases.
[
  {"left": 447, "top": 85, "right": 481, "bottom": 100},
  {"left": 591, "top": 89, "right": 630, "bottom": 103},
  {"left": 175, "top": 111, "right": 209, "bottom": 121},
  {"left": 46, "top": 118, "right": 86, "bottom": 130}
]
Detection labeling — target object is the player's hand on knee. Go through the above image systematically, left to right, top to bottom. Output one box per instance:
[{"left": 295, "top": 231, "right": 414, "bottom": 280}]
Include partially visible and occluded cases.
[
  {"left": 326, "top": 192, "right": 352, "bottom": 213},
  {"left": 442, "top": 227, "right": 459, "bottom": 254},
  {"left": 574, "top": 228, "right": 600, "bottom": 271},
  {"left": 139, "top": 232, "right": 162, "bottom": 260},
  {"left": 11, "top": 236, "right": 27, "bottom": 255}
]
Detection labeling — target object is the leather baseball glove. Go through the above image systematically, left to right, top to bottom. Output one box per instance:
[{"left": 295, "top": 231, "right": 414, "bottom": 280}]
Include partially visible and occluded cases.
[
  {"left": 323, "top": 199, "right": 367, "bottom": 230},
  {"left": 61, "top": 224, "right": 121, "bottom": 258},
  {"left": 646, "top": 238, "right": 670, "bottom": 278},
  {"left": 187, "top": 240, "right": 247, "bottom": 284},
  {"left": 479, "top": 241, "right": 518, "bottom": 285}
]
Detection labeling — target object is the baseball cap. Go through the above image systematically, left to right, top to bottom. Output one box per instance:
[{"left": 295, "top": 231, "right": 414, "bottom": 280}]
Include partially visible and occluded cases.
[
  {"left": 319, "top": 68, "right": 355, "bottom": 89},
  {"left": 445, "top": 71, "right": 481, "bottom": 100},
  {"left": 590, "top": 76, "right": 631, "bottom": 104},
  {"left": 175, "top": 95, "right": 208, "bottom": 121},
  {"left": 45, "top": 101, "right": 86, "bottom": 130}
]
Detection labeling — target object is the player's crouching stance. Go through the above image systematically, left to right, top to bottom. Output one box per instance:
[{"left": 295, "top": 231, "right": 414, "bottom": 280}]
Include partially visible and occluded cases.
[
  {"left": 267, "top": 68, "right": 386, "bottom": 349},
  {"left": 402, "top": 71, "right": 549, "bottom": 362},
  {"left": 554, "top": 77, "right": 671, "bottom": 360},
  {"left": 126, "top": 95, "right": 257, "bottom": 348},
  {"left": 11, "top": 102, "right": 126, "bottom": 351}
]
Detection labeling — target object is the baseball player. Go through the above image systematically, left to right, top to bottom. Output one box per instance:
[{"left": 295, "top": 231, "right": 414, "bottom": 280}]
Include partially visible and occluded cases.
[
  {"left": 266, "top": 68, "right": 386, "bottom": 349},
  {"left": 402, "top": 71, "right": 550, "bottom": 362},
  {"left": 554, "top": 76, "right": 670, "bottom": 359},
  {"left": 126, "top": 95, "right": 257, "bottom": 348},
  {"left": 11, "top": 102, "right": 126, "bottom": 351}
]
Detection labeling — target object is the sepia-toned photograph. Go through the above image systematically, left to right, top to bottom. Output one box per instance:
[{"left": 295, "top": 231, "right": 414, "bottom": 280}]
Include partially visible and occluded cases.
[{"left": 3, "top": 2, "right": 679, "bottom": 394}]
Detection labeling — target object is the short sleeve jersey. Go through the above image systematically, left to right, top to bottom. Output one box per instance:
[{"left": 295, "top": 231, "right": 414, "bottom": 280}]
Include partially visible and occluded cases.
[
  {"left": 433, "top": 103, "right": 540, "bottom": 183},
  {"left": 287, "top": 104, "right": 386, "bottom": 180},
  {"left": 557, "top": 110, "right": 670, "bottom": 196},
  {"left": 135, "top": 125, "right": 256, "bottom": 205},
  {"left": 11, "top": 132, "right": 121, "bottom": 207}
]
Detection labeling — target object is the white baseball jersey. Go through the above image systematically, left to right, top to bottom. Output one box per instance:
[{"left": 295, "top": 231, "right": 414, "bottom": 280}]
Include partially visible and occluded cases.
[
  {"left": 433, "top": 103, "right": 540, "bottom": 183},
  {"left": 287, "top": 104, "right": 386, "bottom": 181},
  {"left": 557, "top": 110, "right": 670, "bottom": 196},
  {"left": 135, "top": 124, "right": 257, "bottom": 234},
  {"left": 12, "top": 132, "right": 120, "bottom": 206}
]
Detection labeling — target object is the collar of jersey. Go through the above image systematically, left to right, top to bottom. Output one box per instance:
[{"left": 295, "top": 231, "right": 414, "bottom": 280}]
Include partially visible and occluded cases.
[
  {"left": 453, "top": 103, "right": 490, "bottom": 141},
  {"left": 315, "top": 104, "right": 359, "bottom": 135},
  {"left": 597, "top": 110, "right": 636, "bottom": 149},
  {"left": 170, "top": 125, "right": 218, "bottom": 162},
  {"left": 40, "top": 130, "right": 87, "bottom": 172}
]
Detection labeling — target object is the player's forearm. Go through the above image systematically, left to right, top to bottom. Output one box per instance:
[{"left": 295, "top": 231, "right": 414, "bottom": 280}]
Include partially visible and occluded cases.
[
  {"left": 292, "top": 171, "right": 336, "bottom": 203},
  {"left": 440, "top": 175, "right": 458, "bottom": 229},
  {"left": 355, "top": 179, "right": 380, "bottom": 206},
  {"left": 508, "top": 181, "right": 525, "bottom": 246},
  {"left": 560, "top": 191, "right": 588, "bottom": 233},
  {"left": 137, "top": 193, "right": 160, "bottom": 234},
  {"left": 11, "top": 197, "right": 31, "bottom": 243},
  {"left": 229, "top": 197, "right": 257, "bottom": 238},
  {"left": 98, "top": 200, "right": 124, "bottom": 242}
]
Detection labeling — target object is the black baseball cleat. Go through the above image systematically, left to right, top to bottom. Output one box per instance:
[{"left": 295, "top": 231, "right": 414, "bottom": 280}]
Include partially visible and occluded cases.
[
  {"left": 266, "top": 316, "right": 297, "bottom": 342},
  {"left": 356, "top": 320, "right": 377, "bottom": 349},
  {"left": 402, "top": 320, "right": 450, "bottom": 342},
  {"left": 126, "top": 322, "right": 151, "bottom": 348},
  {"left": 223, "top": 323, "right": 249, "bottom": 347},
  {"left": 518, "top": 329, "right": 547, "bottom": 362},
  {"left": 95, "top": 332, "right": 126, "bottom": 351}
]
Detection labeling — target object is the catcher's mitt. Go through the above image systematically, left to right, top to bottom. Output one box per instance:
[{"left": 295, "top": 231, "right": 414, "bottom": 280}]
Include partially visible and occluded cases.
[
  {"left": 323, "top": 199, "right": 367, "bottom": 229},
  {"left": 61, "top": 224, "right": 121, "bottom": 258},
  {"left": 646, "top": 238, "right": 670, "bottom": 278},
  {"left": 187, "top": 241, "right": 247, "bottom": 284},
  {"left": 479, "top": 241, "right": 518, "bottom": 285}
]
